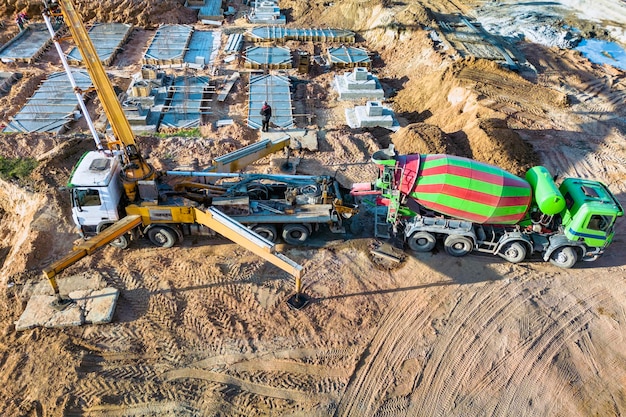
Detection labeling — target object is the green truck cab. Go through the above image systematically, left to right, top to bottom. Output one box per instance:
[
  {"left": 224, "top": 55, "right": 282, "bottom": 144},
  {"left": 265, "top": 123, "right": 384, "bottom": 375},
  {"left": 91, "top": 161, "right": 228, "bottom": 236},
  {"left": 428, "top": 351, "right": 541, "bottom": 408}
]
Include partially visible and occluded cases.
[{"left": 560, "top": 178, "right": 623, "bottom": 250}]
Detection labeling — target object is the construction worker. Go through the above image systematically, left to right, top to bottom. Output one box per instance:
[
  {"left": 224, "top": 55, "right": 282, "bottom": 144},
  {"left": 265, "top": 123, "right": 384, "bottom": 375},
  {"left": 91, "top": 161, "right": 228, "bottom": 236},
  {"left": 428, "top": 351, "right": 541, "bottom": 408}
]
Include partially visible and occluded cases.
[
  {"left": 16, "top": 12, "right": 28, "bottom": 31},
  {"left": 260, "top": 101, "right": 272, "bottom": 132}
]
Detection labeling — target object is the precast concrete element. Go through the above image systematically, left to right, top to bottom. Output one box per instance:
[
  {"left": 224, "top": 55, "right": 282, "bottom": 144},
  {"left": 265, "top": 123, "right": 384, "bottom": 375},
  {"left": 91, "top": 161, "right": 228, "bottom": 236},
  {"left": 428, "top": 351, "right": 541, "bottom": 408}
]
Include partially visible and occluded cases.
[
  {"left": 186, "top": 0, "right": 224, "bottom": 21},
  {"left": 248, "top": 0, "right": 286, "bottom": 25},
  {"left": 0, "top": 23, "right": 54, "bottom": 63},
  {"left": 67, "top": 23, "right": 133, "bottom": 66},
  {"left": 143, "top": 24, "right": 194, "bottom": 65},
  {"left": 246, "top": 26, "right": 355, "bottom": 43},
  {"left": 184, "top": 30, "right": 221, "bottom": 68},
  {"left": 224, "top": 33, "right": 243, "bottom": 54},
  {"left": 327, "top": 45, "right": 371, "bottom": 68},
  {"left": 244, "top": 46, "right": 292, "bottom": 69},
  {"left": 334, "top": 67, "right": 385, "bottom": 100},
  {"left": 0, "top": 71, "right": 22, "bottom": 97},
  {"left": 3, "top": 71, "right": 93, "bottom": 133},
  {"left": 247, "top": 74, "right": 294, "bottom": 130},
  {"left": 160, "top": 75, "right": 213, "bottom": 129},
  {"left": 345, "top": 100, "right": 400, "bottom": 131}
]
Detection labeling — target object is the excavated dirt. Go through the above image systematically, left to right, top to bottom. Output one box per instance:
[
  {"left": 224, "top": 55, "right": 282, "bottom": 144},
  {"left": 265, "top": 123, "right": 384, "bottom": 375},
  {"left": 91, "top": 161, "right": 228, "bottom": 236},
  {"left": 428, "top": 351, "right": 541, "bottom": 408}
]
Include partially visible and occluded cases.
[{"left": 1, "top": 0, "right": 626, "bottom": 416}]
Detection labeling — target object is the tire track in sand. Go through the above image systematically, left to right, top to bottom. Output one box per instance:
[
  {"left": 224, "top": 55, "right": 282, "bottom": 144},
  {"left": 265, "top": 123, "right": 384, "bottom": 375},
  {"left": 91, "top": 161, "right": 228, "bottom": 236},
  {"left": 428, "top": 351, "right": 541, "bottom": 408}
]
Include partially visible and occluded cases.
[
  {"left": 333, "top": 276, "right": 456, "bottom": 417},
  {"left": 408, "top": 279, "right": 527, "bottom": 416}
]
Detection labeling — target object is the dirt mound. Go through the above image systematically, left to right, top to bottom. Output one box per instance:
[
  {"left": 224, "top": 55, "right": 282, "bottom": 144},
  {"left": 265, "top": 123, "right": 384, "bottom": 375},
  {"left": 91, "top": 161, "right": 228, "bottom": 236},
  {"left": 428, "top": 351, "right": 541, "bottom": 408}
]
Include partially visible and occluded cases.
[
  {"left": 0, "top": 0, "right": 196, "bottom": 28},
  {"left": 470, "top": 117, "right": 538, "bottom": 175},
  {"left": 391, "top": 122, "right": 470, "bottom": 156}
]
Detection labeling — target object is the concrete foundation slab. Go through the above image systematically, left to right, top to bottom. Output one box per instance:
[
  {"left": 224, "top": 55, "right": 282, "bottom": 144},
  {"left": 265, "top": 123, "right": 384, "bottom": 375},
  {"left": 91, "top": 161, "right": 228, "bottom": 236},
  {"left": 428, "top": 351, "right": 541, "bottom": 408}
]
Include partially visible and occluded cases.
[
  {"left": 0, "top": 23, "right": 54, "bottom": 63},
  {"left": 67, "top": 23, "right": 132, "bottom": 66},
  {"left": 143, "top": 25, "right": 194, "bottom": 65},
  {"left": 246, "top": 26, "right": 355, "bottom": 43},
  {"left": 184, "top": 30, "right": 221, "bottom": 69},
  {"left": 328, "top": 45, "right": 371, "bottom": 68},
  {"left": 244, "top": 46, "right": 292, "bottom": 69},
  {"left": 3, "top": 71, "right": 93, "bottom": 133},
  {"left": 248, "top": 74, "right": 294, "bottom": 129},
  {"left": 15, "top": 274, "right": 119, "bottom": 331}
]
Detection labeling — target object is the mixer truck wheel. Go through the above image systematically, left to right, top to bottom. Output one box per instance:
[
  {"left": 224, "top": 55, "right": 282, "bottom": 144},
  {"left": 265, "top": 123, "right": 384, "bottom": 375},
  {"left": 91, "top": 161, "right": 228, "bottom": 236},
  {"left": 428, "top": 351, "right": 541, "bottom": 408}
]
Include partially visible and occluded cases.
[
  {"left": 251, "top": 224, "right": 278, "bottom": 242},
  {"left": 282, "top": 224, "right": 310, "bottom": 245},
  {"left": 147, "top": 226, "right": 177, "bottom": 248},
  {"left": 408, "top": 232, "right": 436, "bottom": 252},
  {"left": 444, "top": 235, "right": 473, "bottom": 257},
  {"left": 499, "top": 241, "right": 527, "bottom": 263},
  {"left": 549, "top": 246, "right": 577, "bottom": 268}
]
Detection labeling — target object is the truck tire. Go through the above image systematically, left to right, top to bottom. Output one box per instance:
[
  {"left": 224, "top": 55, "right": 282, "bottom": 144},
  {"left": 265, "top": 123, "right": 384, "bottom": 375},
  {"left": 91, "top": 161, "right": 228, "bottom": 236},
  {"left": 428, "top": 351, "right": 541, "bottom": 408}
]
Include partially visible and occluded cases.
[
  {"left": 98, "top": 223, "right": 130, "bottom": 249},
  {"left": 251, "top": 224, "right": 278, "bottom": 242},
  {"left": 282, "top": 224, "right": 310, "bottom": 245},
  {"left": 147, "top": 226, "right": 177, "bottom": 248},
  {"left": 408, "top": 232, "right": 436, "bottom": 252},
  {"left": 110, "top": 234, "right": 130, "bottom": 249},
  {"left": 444, "top": 235, "right": 473, "bottom": 257},
  {"left": 499, "top": 241, "right": 527, "bottom": 263},
  {"left": 549, "top": 246, "right": 577, "bottom": 268}
]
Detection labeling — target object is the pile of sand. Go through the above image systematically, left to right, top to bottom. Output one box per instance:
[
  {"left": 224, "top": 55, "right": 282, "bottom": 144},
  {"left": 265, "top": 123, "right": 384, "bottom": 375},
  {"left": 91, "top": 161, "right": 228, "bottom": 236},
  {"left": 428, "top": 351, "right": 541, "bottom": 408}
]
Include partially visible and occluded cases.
[{"left": 391, "top": 122, "right": 469, "bottom": 156}]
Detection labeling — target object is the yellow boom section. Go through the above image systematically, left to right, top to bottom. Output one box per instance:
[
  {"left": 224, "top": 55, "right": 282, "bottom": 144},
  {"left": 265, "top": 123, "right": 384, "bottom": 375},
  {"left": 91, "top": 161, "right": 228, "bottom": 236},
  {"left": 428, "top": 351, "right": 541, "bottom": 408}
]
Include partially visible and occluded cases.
[
  {"left": 57, "top": 0, "right": 137, "bottom": 149},
  {"left": 125, "top": 204, "right": 304, "bottom": 288},
  {"left": 43, "top": 215, "right": 142, "bottom": 294}
]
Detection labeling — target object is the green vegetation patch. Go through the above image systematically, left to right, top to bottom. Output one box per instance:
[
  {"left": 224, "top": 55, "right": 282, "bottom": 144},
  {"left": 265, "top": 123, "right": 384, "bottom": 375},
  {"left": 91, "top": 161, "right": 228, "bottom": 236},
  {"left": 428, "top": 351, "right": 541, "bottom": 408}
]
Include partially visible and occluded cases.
[
  {"left": 155, "top": 127, "right": 201, "bottom": 138},
  {"left": 0, "top": 156, "right": 38, "bottom": 181}
]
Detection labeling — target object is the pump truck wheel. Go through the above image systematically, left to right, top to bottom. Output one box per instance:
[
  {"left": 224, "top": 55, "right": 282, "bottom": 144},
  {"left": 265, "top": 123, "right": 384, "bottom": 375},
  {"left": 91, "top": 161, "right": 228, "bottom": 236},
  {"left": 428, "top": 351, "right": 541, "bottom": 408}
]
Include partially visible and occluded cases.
[
  {"left": 251, "top": 224, "right": 278, "bottom": 242},
  {"left": 282, "top": 224, "right": 310, "bottom": 245},
  {"left": 147, "top": 226, "right": 177, "bottom": 248},
  {"left": 408, "top": 231, "right": 436, "bottom": 252},
  {"left": 110, "top": 234, "right": 130, "bottom": 249},
  {"left": 444, "top": 235, "right": 473, "bottom": 257}
]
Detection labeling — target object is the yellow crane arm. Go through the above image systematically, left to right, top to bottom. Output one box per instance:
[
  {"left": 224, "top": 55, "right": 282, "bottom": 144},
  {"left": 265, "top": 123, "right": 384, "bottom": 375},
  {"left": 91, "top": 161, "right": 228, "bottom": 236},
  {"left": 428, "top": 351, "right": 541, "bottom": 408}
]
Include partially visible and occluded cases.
[
  {"left": 55, "top": 0, "right": 137, "bottom": 149},
  {"left": 44, "top": 215, "right": 142, "bottom": 300}
]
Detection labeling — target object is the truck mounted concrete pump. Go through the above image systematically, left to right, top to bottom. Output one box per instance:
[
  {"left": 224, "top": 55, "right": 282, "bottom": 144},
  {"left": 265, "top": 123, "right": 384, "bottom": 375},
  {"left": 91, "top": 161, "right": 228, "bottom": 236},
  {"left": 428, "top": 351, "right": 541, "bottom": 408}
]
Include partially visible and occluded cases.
[
  {"left": 40, "top": 0, "right": 356, "bottom": 309},
  {"left": 352, "top": 146, "right": 622, "bottom": 267}
]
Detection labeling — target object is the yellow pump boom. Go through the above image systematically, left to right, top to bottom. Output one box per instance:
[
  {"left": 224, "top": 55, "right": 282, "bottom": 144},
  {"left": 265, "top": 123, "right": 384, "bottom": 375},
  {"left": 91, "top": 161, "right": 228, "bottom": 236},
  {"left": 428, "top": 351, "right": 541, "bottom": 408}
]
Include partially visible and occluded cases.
[{"left": 44, "top": 0, "right": 155, "bottom": 200}]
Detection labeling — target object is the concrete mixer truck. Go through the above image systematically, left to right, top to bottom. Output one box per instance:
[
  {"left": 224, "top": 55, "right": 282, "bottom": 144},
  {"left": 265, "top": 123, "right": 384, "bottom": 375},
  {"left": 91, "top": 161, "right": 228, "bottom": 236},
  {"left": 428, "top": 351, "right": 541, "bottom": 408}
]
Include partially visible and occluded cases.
[{"left": 352, "top": 146, "right": 623, "bottom": 268}]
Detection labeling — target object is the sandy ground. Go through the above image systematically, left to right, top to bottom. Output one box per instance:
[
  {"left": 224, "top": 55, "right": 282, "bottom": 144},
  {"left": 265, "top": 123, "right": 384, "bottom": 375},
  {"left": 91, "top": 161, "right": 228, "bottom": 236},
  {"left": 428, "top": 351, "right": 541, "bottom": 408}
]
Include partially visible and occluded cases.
[{"left": 0, "top": 0, "right": 626, "bottom": 416}]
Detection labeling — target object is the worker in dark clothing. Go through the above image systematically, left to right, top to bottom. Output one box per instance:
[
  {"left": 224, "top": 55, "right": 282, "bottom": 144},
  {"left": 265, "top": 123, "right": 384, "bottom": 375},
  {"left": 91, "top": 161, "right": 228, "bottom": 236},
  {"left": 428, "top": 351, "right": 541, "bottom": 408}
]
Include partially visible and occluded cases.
[{"left": 260, "top": 101, "right": 272, "bottom": 132}]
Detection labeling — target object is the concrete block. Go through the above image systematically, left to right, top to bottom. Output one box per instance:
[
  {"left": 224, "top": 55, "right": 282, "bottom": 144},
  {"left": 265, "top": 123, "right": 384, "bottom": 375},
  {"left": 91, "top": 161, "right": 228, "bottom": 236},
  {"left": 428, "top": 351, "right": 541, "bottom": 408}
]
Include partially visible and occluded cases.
[
  {"left": 353, "top": 67, "right": 368, "bottom": 81},
  {"left": 334, "top": 71, "right": 385, "bottom": 101},
  {"left": 367, "top": 101, "right": 383, "bottom": 116},
  {"left": 345, "top": 104, "right": 400, "bottom": 131}
]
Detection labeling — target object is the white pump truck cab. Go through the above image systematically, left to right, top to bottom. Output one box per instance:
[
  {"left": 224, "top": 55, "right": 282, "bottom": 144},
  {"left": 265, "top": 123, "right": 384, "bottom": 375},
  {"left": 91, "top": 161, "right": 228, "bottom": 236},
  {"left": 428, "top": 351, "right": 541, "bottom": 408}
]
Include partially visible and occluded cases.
[{"left": 69, "top": 151, "right": 126, "bottom": 238}]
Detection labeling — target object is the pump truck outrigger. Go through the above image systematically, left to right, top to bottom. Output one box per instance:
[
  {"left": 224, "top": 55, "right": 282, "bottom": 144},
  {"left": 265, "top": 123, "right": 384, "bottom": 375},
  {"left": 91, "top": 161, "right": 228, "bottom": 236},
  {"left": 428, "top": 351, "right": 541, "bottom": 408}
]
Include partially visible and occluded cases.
[
  {"left": 41, "top": 0, "right": 357, "bottom": 310},
  {"left": 352, "top": 146, "right": 622, "bottom": 267}
]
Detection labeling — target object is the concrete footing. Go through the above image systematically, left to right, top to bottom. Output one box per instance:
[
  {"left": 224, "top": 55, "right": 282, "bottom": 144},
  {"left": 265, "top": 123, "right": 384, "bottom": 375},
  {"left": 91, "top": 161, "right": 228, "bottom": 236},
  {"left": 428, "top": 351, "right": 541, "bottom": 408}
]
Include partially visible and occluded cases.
[
  {"left": 334, "top": 67, "right": 384, "bottom": 100},
  {"left": 345, "top": 101, "right": 400, "bottom": 131}
]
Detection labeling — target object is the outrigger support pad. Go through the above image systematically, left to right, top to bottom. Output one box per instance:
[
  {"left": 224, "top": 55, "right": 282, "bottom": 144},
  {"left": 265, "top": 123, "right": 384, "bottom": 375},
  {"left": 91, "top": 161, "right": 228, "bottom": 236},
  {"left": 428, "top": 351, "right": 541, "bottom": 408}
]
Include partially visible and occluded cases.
[
  {"left": 286, "top": 293, "right": 310, "bottom": 310},
  {"left": 50, "top": 294, "right": 75, "bottom": 311}
]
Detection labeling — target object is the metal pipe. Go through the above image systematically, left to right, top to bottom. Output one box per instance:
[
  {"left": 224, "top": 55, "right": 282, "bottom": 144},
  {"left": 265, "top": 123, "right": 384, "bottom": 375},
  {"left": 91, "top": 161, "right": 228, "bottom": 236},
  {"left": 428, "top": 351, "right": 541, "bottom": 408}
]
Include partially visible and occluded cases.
[
  {"left": 42, "top": 8, "right": 104, "bottom": 151},
  {"left": 165, "top": 170, "right": 321, "bottom": 182}
]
